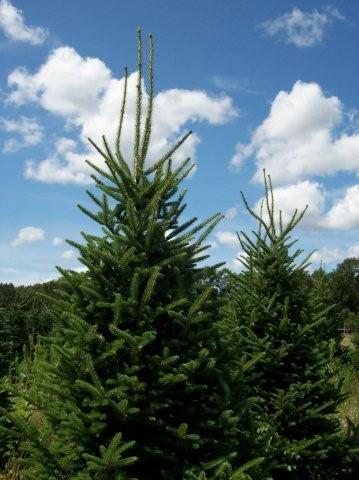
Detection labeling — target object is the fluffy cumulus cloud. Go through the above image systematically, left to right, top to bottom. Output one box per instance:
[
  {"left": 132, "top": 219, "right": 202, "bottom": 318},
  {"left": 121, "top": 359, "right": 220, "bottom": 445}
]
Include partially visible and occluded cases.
[
  {"left": 0, "top": 0, "right": 48, "bottom": 45},
  {"left": 259, "top": 6, "right": 343, "bottom": 47},
  {"left": 7, "top": 46, "right": 237, "bottom": 184},
  {"left": 7, "top": 46, "right": 111, "bottom": 112},
  {"left": 231, "top": 81, "right": 359, "bottom": 185},
  {"left": 0, "top": 116, "right": 43, "bottom": 152},
  {"left": 25, "top": 137, "right": 94, "bottom": 184},
  {"left": 254, "top": 180, "right": 326, "bottom": 227},
  {"left": 252, "top": 181, "right": 359, "bottom": 232},
  {"left": 323, "top": 184, "right": 359, "bottom": 230},
  {"left": 225, "top": 206, "right": 238, "bottom": 220},
  {"left": 11, "top": 226, "right": 45, "bottom": 246},
  {"left": 215, "top": 230, "right": 239, "bottom": 248},
  {"left": 52, "top": 236, "right": 63, "bottom": 246},
  {"left": 310, "top": 243, "right": 359, "bottom": 266},
  {"left": 310, "top": 247, "right": 344, "bottom": 266},
  {"left": 61, "top": 249, "right": 75, "bottom": 259},
  {"left": 229, "top": 249, "right": 248, "bottom": 272}
]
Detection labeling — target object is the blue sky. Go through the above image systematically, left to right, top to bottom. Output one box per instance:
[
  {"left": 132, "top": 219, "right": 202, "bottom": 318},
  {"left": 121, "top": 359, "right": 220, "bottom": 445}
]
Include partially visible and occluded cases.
[{"left": 0, "top": 0, "right": 358, "bottom": 285}]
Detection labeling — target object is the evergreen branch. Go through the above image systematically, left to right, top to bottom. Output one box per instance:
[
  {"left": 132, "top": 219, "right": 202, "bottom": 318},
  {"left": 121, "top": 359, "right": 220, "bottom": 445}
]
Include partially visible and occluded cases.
[
  {"left": 134, "top": 28, "right": 143, "bottom": 180},
  {"left": 140, "top": 33, "right": 154, "bottom": 164},
  {"left": 115, "top": 66, "right": 128, "bottom": 161},
  {"left": 145, "top": 130, "right": 192, "bottom": 175},
  {"left": 87, "top": 137, "right": 111, "bottom": 162},
  {"left": 104, "top": 137, "right": 134, "bottom": 190},
  {"left": 173, "top": 157, "right": 192, "bottom": 178},
  {"left": 85, "top": 159, "right": 114, "bottom": 184},
  {"left": 177, "top": 162, "right": 196, "bottom": 185},
  {"left": 263, "top": 170, "right": 276, "bottom": 237},
  {"left": 268, "top": 172, "right": 276, "bottom": 237},
  {"left": 90, "top": 173, "right": 105, "bottom": 186},
  {"left": 97, "top": 183, "right": 124, "bottom": 202},
  {"left": 86, "top": 189, "right": 103, "bottom": 208},
  {"left": 240, "top": 191, "right": 275, "bottom": 243},
  {"left": 126, "top": 198, "right": 139, "bottom": 233},
  {"left": 258, "top": 198, "right": 264, "bottom": 237},
  {"left": 77, "top": 204, "right": 103, "bottom": 226},
  {"left": 279, "top": 209, "right": 283, "bottom": 234},
  {"left": 196, "top": 213, "right": 224, "bottom": 245},
  {"left": 166, "top": 217, "right": 197, "bottom": 240},
  {"left": 66, "top": 238, "right": 85, "bottom": 252},
  {"left": 117, "top": 246, "right": 136, "bottom": 269},
  {"left": 157, "top": 251, "right": 187, "bottom": 267},
  {"left": 193, "top": 254, "right": 211, "bottom": 263},
  {"left": 56, "top": 266, "right": 81, "bottom": 290},
  {"left": 140, "top": 267, "right": 161, "bottom": 311},
  {"left": 130, "top": 272, "right": 140, "bottom": 301},
  {"left": 80, "top": 284, "right": 104, "bottom": 301},
  {"left": 188, "top": 286, "right": 213, "bottom": 318},
  {"left": 230, "top": 457, "right": 265, "bottom": 478}
]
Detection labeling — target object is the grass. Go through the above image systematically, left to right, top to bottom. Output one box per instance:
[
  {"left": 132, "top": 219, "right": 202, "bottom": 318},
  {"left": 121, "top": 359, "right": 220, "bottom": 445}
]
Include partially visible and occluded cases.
[
  {"left": 337, "top": 335, "right": 359, "bottom": 430},
  {"left": 338, "top": 371, "right": 359, "bottom": 430},
  {"left": 0, "top": 461, "right": 20, "bottom": 480}
]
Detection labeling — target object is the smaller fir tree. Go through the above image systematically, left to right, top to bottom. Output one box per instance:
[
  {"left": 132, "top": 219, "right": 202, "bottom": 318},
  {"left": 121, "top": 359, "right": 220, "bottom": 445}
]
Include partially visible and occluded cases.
[{"left": 222, "top": 172, "right": 357, "bottom": 479}]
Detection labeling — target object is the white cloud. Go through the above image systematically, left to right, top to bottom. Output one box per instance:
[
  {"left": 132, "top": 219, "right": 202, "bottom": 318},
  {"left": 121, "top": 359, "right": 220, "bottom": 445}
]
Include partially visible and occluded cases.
[
  {"left": 0, "top": 0, "right": 47, "bottom": 45},
  {"left": 259, "top": 6, "right": 343, "bottom": 47},
  {"left": 7, "top": 46, "right": 237, "bottom": 184},
  {"left": 7, "top": 46, "right": 111, "bottom": 111},
  {"left": 231, "top": 81, "right": 359, "bottom": 185},
  {"left": 0, "top": 116, "right": 43, "bottom": 152},
  {"left": 25, "top": 137, "right": 94, "bottom": 184},
  {"left": 230, "top": 142, "right": 254, "bottom": 171},
  {"left": 254, "top": 180, "right": 325, "bottom": 227},
  {"left": 250, "top": 181, "right": 359, "bottom": 233},
  {"left": 322, "top": 184, "right": 359, "bottom": 230},
  {"left": 225, "top": 206, "right": 238, "bottom": 220},
  {"left": 11, "top": 226, "right": 45, "bottom": 246},
  {"left": 215, "top": 230, "right": 238, "bottom": 248},
  {"left": 52, "top": 236, "right": 63, "bottom": 245},
  {"left": 208, "top": 240, "right": 218, "bottom": 250},
  {"left": 310, "top": 243, "right": 359, "bottom": 266},
  {"left": 348, "top": 245, "right": 359, "bottom": 258},
  {"left": 310, "top": 247, "right": 344, "bottom": 265},
  {"left": 61, "top": 249, "right": 76, "bottom": 259},
  {"left": 230, "top": 249, "right": 246, "bottom": 272},
  {"left": 72, "top": 266, "right": 87, "bottom": 273},
  {"left": 0, "top": 270, "right": 55, "bottom": 286}
]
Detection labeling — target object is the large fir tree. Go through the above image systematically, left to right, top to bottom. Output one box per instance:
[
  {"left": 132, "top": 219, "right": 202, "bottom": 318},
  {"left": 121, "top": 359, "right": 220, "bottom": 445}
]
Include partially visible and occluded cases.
[
  {"left": 1, "top": 32, "right": 262, "bottom": 480},
  {"left": 222, "top": 173, "right": 357, "bottom": 479}
]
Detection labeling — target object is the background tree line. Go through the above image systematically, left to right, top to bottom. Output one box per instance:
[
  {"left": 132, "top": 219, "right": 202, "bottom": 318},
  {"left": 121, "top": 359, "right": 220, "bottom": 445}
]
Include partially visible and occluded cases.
[
  {"left": 1, "top": 256, "right": 358, "bottom": 381},
  {"left": 0, "top": 281, "right": 57, "bottom": 379}
]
